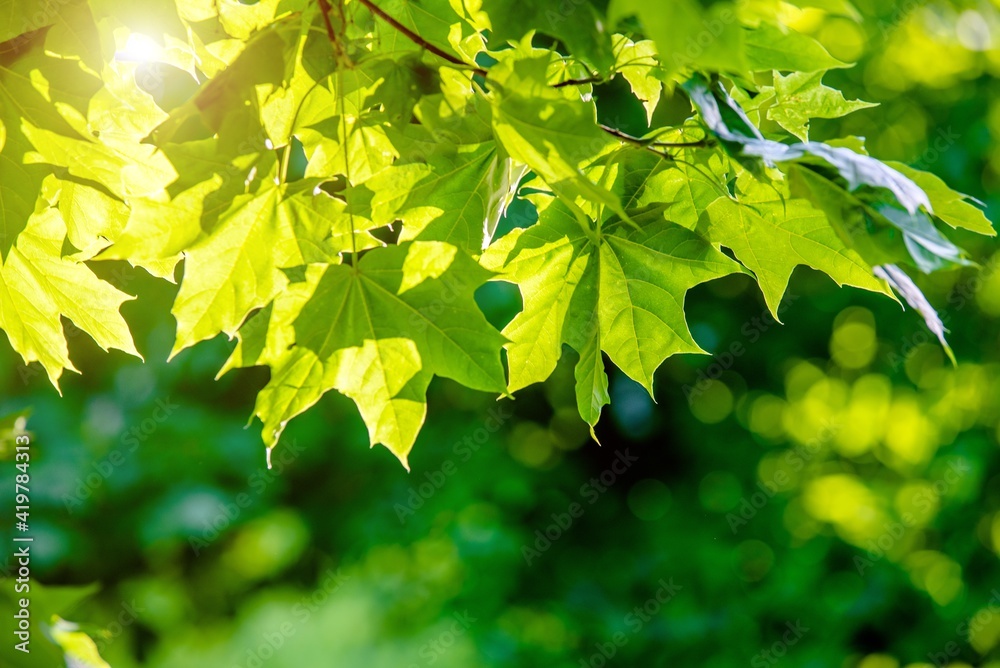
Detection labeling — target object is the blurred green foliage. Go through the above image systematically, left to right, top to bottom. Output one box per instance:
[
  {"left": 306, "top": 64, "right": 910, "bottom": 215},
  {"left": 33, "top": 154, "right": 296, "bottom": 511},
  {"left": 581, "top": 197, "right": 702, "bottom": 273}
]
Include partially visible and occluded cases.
[{"left": 3, "top": 1, "right": 1000, "bottom": 667}]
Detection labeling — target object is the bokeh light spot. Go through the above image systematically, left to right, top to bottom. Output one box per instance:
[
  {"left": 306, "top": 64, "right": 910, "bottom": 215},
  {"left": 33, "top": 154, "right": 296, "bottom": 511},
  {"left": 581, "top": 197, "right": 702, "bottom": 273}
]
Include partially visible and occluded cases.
[
  {"left": 831, "top": 308, "right": 877, "bottom": 369},
  {"left": 689, "top": 379, "right": 734, "bottom": 424}
]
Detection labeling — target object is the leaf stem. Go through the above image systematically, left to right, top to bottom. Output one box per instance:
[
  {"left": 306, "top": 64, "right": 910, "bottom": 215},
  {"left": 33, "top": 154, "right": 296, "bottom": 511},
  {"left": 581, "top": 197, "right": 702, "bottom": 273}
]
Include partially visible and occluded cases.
[
  {"left": 336, "top": 68, "right": 359, "bottom": 264},
  {"left": 280, "top": 143, "right": 292, "bottom": 183}
]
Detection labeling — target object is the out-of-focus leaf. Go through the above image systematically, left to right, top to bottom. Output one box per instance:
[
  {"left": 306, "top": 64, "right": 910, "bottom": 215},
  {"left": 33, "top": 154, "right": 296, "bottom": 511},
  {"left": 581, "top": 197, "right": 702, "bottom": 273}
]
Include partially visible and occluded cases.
[{"left": 744, "top": 22, "right": 848, "bottom": 72}]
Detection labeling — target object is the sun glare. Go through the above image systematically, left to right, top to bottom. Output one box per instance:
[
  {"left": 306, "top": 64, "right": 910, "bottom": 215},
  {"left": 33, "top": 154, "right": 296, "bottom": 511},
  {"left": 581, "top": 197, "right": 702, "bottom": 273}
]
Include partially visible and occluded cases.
[{"left": 116, "top": 32, "right": 163, "bottom": 63}]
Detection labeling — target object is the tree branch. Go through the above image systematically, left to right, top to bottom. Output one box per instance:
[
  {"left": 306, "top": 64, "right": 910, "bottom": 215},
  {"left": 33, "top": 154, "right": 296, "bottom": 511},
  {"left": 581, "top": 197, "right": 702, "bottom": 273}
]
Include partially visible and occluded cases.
[
  {"left": 317, "top": 0, "right": 338, "bottom": 44},
  {"left": 355, "top": 0, "right": 487, "bottom": 77},
  {"left": 321, "top": 1, "right": 708, "bottom": 162},
  {"left": 553, "top": 76, "right": 605, "bottom": 89},
  {"left": 598, "top": 124, "right": 711, "bottom": 149},
  {"left": 652, "top": 139, "right": 712, "bottom": 148}
]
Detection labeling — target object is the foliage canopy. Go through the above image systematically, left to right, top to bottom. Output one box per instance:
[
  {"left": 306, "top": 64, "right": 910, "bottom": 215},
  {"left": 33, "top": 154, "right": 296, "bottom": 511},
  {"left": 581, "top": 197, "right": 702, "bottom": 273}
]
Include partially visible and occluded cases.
[{"left": 0, "top": 0, "right": 992, "bottom": 467}]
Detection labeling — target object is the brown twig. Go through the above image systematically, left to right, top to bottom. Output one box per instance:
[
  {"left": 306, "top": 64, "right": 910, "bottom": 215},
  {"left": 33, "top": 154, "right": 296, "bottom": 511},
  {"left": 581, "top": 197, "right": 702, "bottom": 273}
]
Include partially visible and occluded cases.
[
  {"left": 317, "top": 0, "right": 338, "bottom": 44},
  {"left": 317, "top": 0, "right": 353, "bottom": 67},
  {"left": 356, "top": 0, "right": 487, "bottom": 76},
  {"left": 325, "top": 1, "right": 709, "bottom": 160},
  {"left": 553, "top": 76, "right": 605, "bottom": 88},
  {"left": 599, "top": 124, "right": 711, "bottom": 149},
  {"left": 599, "top": 124, "right": 645, "bottom": 145},
  {"left": 652, "top": 139, "right": 711, "bottom": 148}
]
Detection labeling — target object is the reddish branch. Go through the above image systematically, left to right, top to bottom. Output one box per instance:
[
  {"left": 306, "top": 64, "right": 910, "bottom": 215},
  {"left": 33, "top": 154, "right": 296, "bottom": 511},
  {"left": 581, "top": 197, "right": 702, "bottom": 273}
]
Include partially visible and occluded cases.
[
  {"left": 317, "top": 0, "right": 338, "bottom": 44},
  {"left": 355, "top": 0, "right": 488, "bottom": 77}
]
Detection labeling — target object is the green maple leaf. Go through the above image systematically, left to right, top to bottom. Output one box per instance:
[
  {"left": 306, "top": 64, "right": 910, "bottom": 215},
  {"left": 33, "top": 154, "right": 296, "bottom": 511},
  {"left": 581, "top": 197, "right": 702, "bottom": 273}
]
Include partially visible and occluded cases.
[
  {"left": 151, "top": 24, "right": 293, "bottom": 145},
  {"left": 0, "top": 31, "right": 101, "bottom": 256},
  {"left": 613, "top": 35, "right": 663, "bottom": 125},
  {"left": 488, "top": 52, "right": 625, "bottom": 221},
  {"left": 88, "top": 58, "right": 171, "bottom": 143},
  {"left": 292, "top": 59, "right": 414, "bottom": 183},
  {"left": 767, "top": 70, "right": 876, "bottom": 141},
  {"left": 23, "top": 122, "right": 178, "bottom": 201},
  {"left": 361, "top": 122, "right": 523, "bottom": 252},
  {"left": 99, "top": 136, "right": 277, "bottom": 280},
  {"left": 365, "top": 139, "right": 497, "bottom": 251},
  {"left": 621, "top": 148, "right": 896, "bottom": 324},
  {"left": 616, "top": 151, "right": 729, "bottom": 230},
  {"left": 787, "top": 162, "right": 972, "bottom": 275},
  {"left": 889, "top": 162, "right": 995, "bottom": 237},
  {"left": 705, "top": 173, "right": 892, "bottom": 316},
  {"left": 100, "top": 176, "right": 221, "bottom": 273},
  {"left": 170, "top": 178, "right": 376, "bottom": 355},
  {"left": 57, "top": 179, "right": 130, "bottom": 260},
  {"left": 482, "top": 195, "right": 744, "bottom": 431},
  {"left": 0, "top": 208, "right": 139, "bottom": 389},
  {"left": 243, "top": 242, "right": 507, "bottom": 467},
  {"left": 219, "top": 265, "right": 331, "bottom": 454}
]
